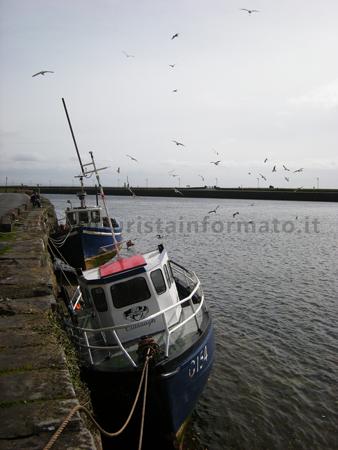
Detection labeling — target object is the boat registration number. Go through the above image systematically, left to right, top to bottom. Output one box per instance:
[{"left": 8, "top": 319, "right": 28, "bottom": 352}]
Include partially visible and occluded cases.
[{"left": 188, "top": 345, "right": 208, "bottom": 378}]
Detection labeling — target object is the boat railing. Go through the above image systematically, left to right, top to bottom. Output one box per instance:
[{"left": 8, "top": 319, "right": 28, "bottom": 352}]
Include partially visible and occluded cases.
[{"left": 65, "top": 273, "right": 205, "bottom": 368}]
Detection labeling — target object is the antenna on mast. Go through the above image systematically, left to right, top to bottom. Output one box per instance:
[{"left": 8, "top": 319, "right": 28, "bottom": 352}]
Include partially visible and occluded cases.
[{"left": 87, "top": 151, "right": 121, "bottom": 258}]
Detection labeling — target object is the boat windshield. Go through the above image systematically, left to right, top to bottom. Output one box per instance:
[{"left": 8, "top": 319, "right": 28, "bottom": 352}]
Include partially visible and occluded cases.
[
  {"left": 91, "top": 210, "right": 101, "bottom": 223},
  {"left": 79, "top": 211, "right": 89, "bottom": 224},
  {"left": 150, "top": 269, "right": 167, "bottom": 295},
  {"left": 110, "top": 277, "right": 151, "bottom": 308}
]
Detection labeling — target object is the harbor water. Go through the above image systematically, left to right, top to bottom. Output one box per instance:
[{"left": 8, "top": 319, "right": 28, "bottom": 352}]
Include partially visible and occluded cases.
[{"left": 47, "top": 194, "right": 338, "bottom": 450}]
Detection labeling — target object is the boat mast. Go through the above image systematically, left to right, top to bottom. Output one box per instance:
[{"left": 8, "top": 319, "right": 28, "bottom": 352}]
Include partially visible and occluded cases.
[
  {"left": 62, "top": 97, "right": 87, "bottom": 208},
  {"left": 62, "top": 98, "right": 84, "bottom": 175},
  {"left": 87, "top": 151, "right": 121, "bottom": 258}
]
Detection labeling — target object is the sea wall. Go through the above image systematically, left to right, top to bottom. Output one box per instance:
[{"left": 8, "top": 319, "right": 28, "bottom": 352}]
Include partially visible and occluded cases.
[
  {"left": 15, "top": 186, "right": 338, "bottom": 202},
  {"left": 0, "top": 195, "right": 100, "bottom": 449}
]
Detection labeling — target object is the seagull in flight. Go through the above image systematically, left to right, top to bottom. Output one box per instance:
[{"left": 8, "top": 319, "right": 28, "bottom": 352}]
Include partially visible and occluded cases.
[
  {"left": 240, "top": 8, "right": 260, "bottom": 14},
  {"left": 171, "top": 33, "right": 179, "bottom": 40},
  {"left": 122, "top": 51, "right": 135, "bottom": 58},
  {"left": 169, "top": 64, "right": 175, "bottom": 68},
  {"left": 32, "top": 70, "right": 54, "bottom": 77},
  {"left": 172, "top": 89, "right": 178, "bottom": 93},
  {"left": 172, "top": 140, "right": 185, "bottom": 147},
  {"left": 126, "top": 154, "right": 138, "bottom": 162},
  {"left": 264, "top": 158, "right": 268, "bottom": 163},
  {"left": 210, "top": 160, "right": 221, "bottom": 166},
  {"left": 272, "top": 165, "right": 277, "bottom": 172},
  {"left": 283, "top": 165, "right": 290, "bottom": 171},
  {"left": 117, "top": 167, "right": 120, "bottom": 174},
  {"left": 294, "top": 168, "right": 304, "bottom": 173},
  {"left": 259, "top": 173, "right": 267, "bottom": 181},
  {"left": 198, "top": 174, "right": 205, "bottom": 182},
  {"left": 284, "top": 177, "right": 289, "bottom": 182},
  {"left": 128, "top": 186, "right": 137, "bottom": 197},
  {"left": 174, "top": 188, "right": 183, "bottom": 196},
  {"left": 208, "top": 205, "right": 219, "bottom": 214},
  {"left": 233, "top": 211, "right": 240, "bottom": 218},
  {"left": 126, "top": 239, "right": 135, "bottom": 249}
]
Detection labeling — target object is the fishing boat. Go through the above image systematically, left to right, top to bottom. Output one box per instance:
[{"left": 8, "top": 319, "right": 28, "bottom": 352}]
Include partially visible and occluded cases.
[
  {"left": 49, "top": 98, "right": 123, "bottom": 270},
  {"left": 49, "top": 171, "right": 122, "bottom": 270},
  {"left": 62, "top": 242, "right": 214, "bottom": 444}
]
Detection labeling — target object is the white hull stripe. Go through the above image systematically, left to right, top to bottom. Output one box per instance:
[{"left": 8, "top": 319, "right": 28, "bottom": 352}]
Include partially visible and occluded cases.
[{"left": 82, "top": 230, "right": 122, "bottom": 237}]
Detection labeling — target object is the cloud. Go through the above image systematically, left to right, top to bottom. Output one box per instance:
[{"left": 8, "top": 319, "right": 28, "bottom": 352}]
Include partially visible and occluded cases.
[
  {"left": 288, "top": 80, "right": 338, "bottom": 109},
  {"left": 0, "top": 130, "right": 20, "bottom": 138},
  {"left": 11, "top": 154, "right": 42, "bottom": 162}
]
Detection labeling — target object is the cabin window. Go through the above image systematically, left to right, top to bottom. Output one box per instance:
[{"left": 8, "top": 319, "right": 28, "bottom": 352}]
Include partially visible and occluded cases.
[
  {"left": 91, "top": 210, "right": 101, "bottom": 223},
  {"left": 79, "top": 211, "right": 89, "bottom": 223},
  {"left": 66, "top": 212, "right": 76, "bottom": 225},
  {"left": 102, "top": 217, "right": 110, "bottom": 227},
  {"left": 169, "top": 262, "right": 176, "bottom": 284},
  {"left": 163, "top": 264, "right": 171, "bottom": 288},
  {"left": 150, "top": 269, "right": 167, "bottom": 295},
  {"left": 110, "top": 277, "right": 151, "bottom": 308},
  {"left": 91, "top": 287, "right": 108, "bottom": 312}
]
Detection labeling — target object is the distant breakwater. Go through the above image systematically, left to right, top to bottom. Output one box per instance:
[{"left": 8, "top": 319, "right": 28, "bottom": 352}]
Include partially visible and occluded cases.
[{"left": 5, "top": 186, "right": 338, "bottom": 202}]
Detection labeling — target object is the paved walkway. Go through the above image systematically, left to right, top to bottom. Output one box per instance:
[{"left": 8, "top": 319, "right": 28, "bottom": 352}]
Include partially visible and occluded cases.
[
  {"left": 0, "top": 193, "right": 30, "bottom": 220},
  {"left": 0, "top": 198, "right": 99, "bottom": 449}
]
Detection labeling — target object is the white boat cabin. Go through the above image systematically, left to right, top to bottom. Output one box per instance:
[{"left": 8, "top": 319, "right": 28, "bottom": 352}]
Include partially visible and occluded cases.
[
  {"left": 66, "top": 206, "right": 112, "bottom": 228},
  {"left": 78, "top": 246, "right": 182, "bottom": 344}
]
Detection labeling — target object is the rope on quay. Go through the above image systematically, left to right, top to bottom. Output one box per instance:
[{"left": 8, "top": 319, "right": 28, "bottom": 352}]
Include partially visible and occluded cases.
[{"left": 43, "top": 348, "right": 155, "bottom": 450}]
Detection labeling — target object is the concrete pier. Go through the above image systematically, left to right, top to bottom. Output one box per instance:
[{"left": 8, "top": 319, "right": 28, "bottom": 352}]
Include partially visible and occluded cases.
[
  {"left": 8, "top": 185, "right": 338, "bottom": 202},
  {"left": 0, "top": 194, "right": 100, "bottom": 449}
]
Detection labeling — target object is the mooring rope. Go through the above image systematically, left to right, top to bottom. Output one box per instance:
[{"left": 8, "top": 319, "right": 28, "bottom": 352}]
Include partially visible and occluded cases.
[
  {"left": 48, "top": 224, "right": 73, "bottom": 248},
  {"left": 47, "top": 242, "right": 73, "bottom": 287},
  {"left": 138, "top": 349, "right": 150, "bottom": 450},
  {"left": 43, "top": 350, "right": 153, "bottom": 450}
]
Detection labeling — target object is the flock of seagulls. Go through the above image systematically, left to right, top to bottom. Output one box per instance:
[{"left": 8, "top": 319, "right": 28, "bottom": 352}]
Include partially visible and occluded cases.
[
  {"left": 32, "top": 10, "right": 312, "bottom": 195},
  {"left": 246, "top": 158, "right": 306, "bottom": 189},
  {"left": 207, "top": 205, "right": 241, "bottom": 219}
]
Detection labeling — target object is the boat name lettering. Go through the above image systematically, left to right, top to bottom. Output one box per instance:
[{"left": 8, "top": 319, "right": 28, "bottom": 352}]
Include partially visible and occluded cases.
[
  {"left": 124, "top": 318, "right": 156, "bottom": 331},
  {"left": 188, "top": 345, "right": 208, "bottom": 378}
]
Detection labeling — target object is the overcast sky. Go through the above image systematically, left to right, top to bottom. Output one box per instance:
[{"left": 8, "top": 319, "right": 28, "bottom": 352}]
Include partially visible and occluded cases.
[{"left": 1, "top": 0, "right": 338, "bottom": 189}]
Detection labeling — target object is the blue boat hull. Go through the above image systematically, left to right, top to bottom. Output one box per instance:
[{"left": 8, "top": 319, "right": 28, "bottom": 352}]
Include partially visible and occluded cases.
[
  {"left": 49, "top": 225, "right": 122, "bottom": 269},
  {"left": 80, "top": 226, "right": 123, "bottom": 268},
  {"left": 82, "top": 317, "right": 214, "bottom": 442},
  {"left": 156, "top": 319, "right": 215, "bottom": 433}
]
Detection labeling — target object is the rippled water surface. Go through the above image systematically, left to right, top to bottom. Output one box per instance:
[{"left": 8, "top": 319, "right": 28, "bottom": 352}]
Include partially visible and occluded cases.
[{"left": 47, "top": 194, "right": 338, "bottom": 450}]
